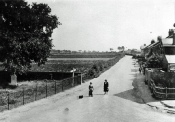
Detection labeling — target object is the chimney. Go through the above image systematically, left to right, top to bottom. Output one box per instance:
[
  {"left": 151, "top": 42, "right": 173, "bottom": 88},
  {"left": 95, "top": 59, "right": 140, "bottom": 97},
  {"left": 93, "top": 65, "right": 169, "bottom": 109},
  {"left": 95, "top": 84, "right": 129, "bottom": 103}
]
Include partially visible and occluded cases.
[{"left": 169, "top": 29, "right": 174, "bottom": 36}]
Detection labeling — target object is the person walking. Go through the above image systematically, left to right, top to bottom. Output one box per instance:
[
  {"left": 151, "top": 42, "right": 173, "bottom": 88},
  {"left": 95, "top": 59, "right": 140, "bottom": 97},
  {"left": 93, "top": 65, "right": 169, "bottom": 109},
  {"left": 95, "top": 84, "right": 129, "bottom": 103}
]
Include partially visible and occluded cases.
[
  {"left": 104, "top": 79, "right": 109, "bottom": 94},
  {"left": 89, "top": 82, "right": 94, "bottom": 97}
]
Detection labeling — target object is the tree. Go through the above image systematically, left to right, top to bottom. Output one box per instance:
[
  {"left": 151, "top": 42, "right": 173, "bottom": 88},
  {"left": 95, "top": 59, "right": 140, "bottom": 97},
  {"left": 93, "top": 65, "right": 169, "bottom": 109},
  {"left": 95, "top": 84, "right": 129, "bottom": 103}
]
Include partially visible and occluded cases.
[
  {"left": 0, "top": 0, "right": 60, "bottom": 74},
  {"left": 151, "top": 39, "right": 155, "bottom": 44},
  {"left": 118, "top": 46, "right": 125, "bottom": 52},
  {"left": 118, "top": 46, "right": 122, "bottom": 51},
  {"left": 121, "top": 46, "right": 125, "bottom": 51},
  {"left": 110, "top": 48, "right": 113, "bottom": 52},
  {"left": 146, "top": 54, "right": 163, "bottom": 68}
]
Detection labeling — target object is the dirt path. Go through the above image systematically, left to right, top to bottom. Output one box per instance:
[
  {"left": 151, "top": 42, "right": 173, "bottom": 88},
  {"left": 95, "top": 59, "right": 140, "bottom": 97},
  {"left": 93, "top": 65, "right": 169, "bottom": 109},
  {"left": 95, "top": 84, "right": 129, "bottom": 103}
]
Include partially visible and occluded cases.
[{"left": 0, "top": 56, "right": 175, "bottom": 122}]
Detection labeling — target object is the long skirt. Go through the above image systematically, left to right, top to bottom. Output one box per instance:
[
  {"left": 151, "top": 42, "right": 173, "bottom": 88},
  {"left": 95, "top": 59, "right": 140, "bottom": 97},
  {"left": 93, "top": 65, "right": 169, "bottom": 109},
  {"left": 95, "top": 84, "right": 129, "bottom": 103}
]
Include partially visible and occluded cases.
[
  {"left": 104, "top": 87, "right": 109, "bottom": 92},
  {"left": 89, "top": 90, "right": 93, "bottom": 96}
]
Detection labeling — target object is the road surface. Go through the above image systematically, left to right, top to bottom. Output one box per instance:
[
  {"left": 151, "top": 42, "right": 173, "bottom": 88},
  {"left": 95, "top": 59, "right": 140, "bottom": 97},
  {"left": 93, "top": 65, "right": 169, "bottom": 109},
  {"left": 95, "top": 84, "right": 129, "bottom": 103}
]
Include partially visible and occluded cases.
[{"left": 0, "top": 56, "right": 175, "bottom": 122}]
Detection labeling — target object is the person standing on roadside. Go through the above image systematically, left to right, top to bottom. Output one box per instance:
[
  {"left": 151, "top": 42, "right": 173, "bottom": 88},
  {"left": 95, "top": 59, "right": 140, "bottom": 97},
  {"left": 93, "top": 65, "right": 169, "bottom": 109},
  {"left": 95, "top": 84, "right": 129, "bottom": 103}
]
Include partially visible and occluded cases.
[
  {"left": 139, "top": 68, "right": 141, "bottom": 73},
  {"left": 104, "top": 79, "right": 109, "bottom": 94},
  {"left": 89, "top": 82, "right": 94, "bottom": 97}
]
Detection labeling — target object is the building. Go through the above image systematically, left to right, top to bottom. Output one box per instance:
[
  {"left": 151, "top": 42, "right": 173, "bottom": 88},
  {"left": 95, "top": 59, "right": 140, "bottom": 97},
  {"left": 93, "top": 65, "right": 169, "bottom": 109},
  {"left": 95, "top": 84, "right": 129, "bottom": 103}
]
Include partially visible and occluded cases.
[
  {"left": 142, "top": 29, "right": 175, "bottom": 71},
  {"left": 161, "top": 29, "right": 175, "bottom": 72}
]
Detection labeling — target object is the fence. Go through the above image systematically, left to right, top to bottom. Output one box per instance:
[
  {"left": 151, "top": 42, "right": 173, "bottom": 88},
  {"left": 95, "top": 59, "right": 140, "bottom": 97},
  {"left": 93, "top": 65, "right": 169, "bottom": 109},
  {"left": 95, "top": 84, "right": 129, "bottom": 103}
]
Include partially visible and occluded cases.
[
  {"left": 144, "top": 69, "right": 175, "bottom": 99},
  {"left": 0, "top": 71, "right": 81, "bottom": 87},
  {"left": 0, "top": 75, "right": 81, "bottom": 112},
  {"left": 150, "top": 79, "right": 175, "bottom": 99}
]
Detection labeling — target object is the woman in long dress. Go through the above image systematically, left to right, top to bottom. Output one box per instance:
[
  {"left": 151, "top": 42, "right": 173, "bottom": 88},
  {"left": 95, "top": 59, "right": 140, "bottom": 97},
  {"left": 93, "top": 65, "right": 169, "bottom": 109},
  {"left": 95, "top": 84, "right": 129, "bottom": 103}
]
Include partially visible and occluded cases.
[
  {"left": 104, "top": 79, "right": 109, "bottom": 94},
  {"left": 89, "top": 82, "right": 94, "bottom": 97}
]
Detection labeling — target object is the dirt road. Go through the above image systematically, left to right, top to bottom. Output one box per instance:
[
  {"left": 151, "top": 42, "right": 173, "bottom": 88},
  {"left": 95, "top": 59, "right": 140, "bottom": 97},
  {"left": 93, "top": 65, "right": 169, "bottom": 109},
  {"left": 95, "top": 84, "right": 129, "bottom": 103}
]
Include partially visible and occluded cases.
[{"left": 0, "top": 56, "right": 175, "bottom": 122}]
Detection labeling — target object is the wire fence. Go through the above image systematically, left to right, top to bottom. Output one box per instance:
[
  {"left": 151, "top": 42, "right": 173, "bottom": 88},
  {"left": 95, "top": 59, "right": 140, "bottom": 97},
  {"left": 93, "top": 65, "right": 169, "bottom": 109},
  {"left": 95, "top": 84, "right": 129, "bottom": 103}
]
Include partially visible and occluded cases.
[
  {"left": 0, "top": 68, "right": 115, "bottom": 112},
  {"left": 0, "top": 75, "right": 81, "bottom": 112}
]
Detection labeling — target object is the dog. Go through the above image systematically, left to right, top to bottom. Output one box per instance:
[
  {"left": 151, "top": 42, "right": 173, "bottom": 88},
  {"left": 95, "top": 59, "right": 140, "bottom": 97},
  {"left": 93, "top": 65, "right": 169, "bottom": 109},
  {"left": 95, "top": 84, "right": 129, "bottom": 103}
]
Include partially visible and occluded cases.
[{"left": 78, "top": 95, "right": 83, "bottom": 99}]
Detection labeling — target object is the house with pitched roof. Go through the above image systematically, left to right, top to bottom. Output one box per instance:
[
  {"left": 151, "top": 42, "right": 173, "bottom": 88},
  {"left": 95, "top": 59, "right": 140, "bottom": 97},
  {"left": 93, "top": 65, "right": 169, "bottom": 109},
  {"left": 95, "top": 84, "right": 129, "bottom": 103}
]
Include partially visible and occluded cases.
[
  {"left": 141, "top": 29, "right": 175, "bottom": 72},
  {"left": 161, "top": 29, "right": 175, "bottom": 71}
]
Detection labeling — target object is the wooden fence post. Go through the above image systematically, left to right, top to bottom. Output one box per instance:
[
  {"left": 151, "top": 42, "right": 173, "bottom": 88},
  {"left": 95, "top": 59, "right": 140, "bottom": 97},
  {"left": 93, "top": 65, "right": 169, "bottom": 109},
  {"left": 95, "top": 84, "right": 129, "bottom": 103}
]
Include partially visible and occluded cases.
[
  {"left": 72, "top": 72, "right": 74, "bottom": 87},
  {"left": 81, "top": 73, "right": 83, "bottom": 84},
  {"left": 46, "top": 80, "right": 47, "bottom": 98},
  {"left": 55, "top": 80, "right": 56, "bottom": 94},
  {"left": 62, "top": 80, "right": 64, "bottom": 91},
  {"left": 35, "top": 83, "right": 37, "bottom": 101},
  {"left": 166, "top": 87, "right": 167, "bottom": 99},
  {"left": 23, "top": 88, "right": 25, "bottom": 105},
  {"left": 8, "top": 92, "right": 10, "bottom": 110}
]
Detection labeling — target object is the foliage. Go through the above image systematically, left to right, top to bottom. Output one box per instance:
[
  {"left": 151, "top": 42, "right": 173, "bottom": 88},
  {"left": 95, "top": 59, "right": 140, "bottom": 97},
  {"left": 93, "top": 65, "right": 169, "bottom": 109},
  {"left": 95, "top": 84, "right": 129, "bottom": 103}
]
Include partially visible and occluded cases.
[
  {"left": 0, "top": 0, "right": 60, "bottom": 74},
  {"left": 157, "top": 36, "right": 162, "bottom": 42},
  {"left": 151, "top": 39, "right": 155, "bottom": 44},
  {"left": 118, "top": 46, "right": 125, "bottom": 51},
  {"left": 87, "top": 53, "right": 124, "bottom": 77},
  {"left": 132, "top": 54, "right": 143, "bottom": 59},
  {"left": 145, "top": 54, "right": 163, "bottom": 68},
  {"left": 92, "top": 64, "right": 100, "bottom": 73},
  {"left": 88, "top": 68, "right": 96, "bottom": 77},
  {"left": 152, "top": 71, "right": 175, "bottom": 87}
]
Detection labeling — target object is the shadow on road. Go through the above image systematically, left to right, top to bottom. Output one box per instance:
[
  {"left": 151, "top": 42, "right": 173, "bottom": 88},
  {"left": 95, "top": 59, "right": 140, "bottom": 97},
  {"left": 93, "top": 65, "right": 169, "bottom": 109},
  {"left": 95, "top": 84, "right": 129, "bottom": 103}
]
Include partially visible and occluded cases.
[
  {"left": 114, "top": 73, "right": 158, "bottom": 104},
  {"left": 114, "top": 89, "right": 145, "bottom": 104}
]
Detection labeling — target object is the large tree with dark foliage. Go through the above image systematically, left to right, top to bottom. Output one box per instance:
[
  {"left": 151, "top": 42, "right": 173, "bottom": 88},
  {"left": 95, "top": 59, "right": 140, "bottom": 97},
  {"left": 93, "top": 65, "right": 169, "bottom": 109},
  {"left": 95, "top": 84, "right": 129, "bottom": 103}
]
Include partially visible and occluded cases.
[
  {"left": 0, "top": 0, "right": 60, "bottom": 74},
  {"left": 117, "top": 46, "right": 125, "bottom": 52}
]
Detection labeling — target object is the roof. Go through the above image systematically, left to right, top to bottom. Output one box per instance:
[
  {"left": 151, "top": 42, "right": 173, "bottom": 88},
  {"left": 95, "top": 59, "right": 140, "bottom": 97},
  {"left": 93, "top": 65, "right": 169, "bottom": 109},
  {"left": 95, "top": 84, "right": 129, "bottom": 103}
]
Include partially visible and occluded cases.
[
  {"left": 143, "top": 41, "right": 160, "bottom": 49},
  {"left": 149, "top": 41, "right": 161, "bottom": 48},
  {"left": 143, "top": 43, "right": 152, "bottom": 50},
  {"left": 165, "top": 55, "right": 175, "bottom": 64}
]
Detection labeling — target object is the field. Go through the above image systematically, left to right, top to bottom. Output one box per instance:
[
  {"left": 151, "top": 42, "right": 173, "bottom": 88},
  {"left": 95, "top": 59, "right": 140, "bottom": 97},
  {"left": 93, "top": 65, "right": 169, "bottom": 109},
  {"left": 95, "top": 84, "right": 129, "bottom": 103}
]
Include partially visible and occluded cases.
[
  {"left": 49, "top": 52, "right": 118, "bottom": 58},
  {"left": 0, "top": 53, "right": 117, "bottom": 72},
  {"left": 31, "top": 53, "right": 120, "bottom": 73},
  {"left": 47, "top": 58, "right": 113, "bottom": 61}
]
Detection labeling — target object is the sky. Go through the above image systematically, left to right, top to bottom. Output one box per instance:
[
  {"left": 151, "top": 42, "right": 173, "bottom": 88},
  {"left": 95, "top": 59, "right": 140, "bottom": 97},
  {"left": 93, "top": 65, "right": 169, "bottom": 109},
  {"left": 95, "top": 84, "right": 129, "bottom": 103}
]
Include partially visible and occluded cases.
[{"left": 27, "top": 0, "right": 175, "bottom": 51}]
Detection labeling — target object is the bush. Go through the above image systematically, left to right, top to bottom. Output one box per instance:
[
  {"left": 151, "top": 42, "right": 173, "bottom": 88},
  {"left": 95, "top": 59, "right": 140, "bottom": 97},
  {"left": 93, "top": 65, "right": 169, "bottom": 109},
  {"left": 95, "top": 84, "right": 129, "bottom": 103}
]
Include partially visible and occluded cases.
[
  {"left": 86, "top": 53, "right": 125, "bottom": 77},
  {"left": 88, "top": 69, "right": 96, "bottom": 77}
]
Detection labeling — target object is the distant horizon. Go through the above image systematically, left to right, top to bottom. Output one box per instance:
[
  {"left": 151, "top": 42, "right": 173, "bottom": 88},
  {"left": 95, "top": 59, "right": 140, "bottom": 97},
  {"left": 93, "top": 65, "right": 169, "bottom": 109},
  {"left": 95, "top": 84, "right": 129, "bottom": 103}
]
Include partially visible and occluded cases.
[{"left": 50, "top": 48, "right": 140, "bottom": 52}]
